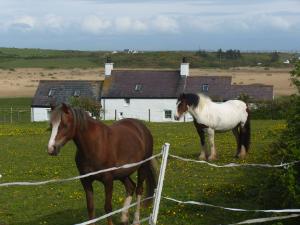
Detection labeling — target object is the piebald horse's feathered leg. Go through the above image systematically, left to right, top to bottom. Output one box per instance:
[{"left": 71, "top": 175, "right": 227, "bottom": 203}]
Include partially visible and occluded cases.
[
  {"left": 193, "top": 119, "right": 208, "bottom": 160},
  {"left": 232, "top": 126, "right": 241, "bottom": 158},
  {"left": 207, "top": 128, "right": 217, "bottom": 161}
]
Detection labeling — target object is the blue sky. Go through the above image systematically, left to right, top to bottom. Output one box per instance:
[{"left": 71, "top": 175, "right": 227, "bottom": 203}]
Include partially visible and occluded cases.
[{"left": 0, "top": 0, "right": 299, "bottom": 51}]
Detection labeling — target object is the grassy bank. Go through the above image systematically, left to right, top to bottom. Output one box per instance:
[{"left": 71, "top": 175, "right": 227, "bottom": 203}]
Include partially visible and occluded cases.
[{"left": 0, "top": 47, "right": 296, "bottom": 69}]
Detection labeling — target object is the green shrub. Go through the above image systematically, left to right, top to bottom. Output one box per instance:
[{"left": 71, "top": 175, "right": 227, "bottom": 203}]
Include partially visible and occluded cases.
[
  {"left": 260, "top": 61, "right": 300, "bottom": 208},
  {"left": 69, "top": 97, "right": 101, "bottom": 119}
]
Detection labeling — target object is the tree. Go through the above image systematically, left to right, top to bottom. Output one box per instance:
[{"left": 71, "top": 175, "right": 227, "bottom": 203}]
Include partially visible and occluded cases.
[
  {"left": 270, "top": 51, "right": 280, "bottom": 62},
  {"left": 69, "top": 97, "right": 102, "bottom": 119}
]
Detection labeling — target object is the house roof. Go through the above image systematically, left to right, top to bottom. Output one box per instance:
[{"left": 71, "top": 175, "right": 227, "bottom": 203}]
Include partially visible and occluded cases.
[
  {"left": 102, "top": 69, "right": 274, "bottom": 101},
  {"left": 102, "top": 70, "right": 182, "bottom": 98},
  {"left": 183, "top": 76, "right": 233, "bottom": 100},
  {"left": 31, "top": 80, "right": 103, "bottom": 107},
  {"left": 230, "top": 84, "right": 274, "bottom": 101}
]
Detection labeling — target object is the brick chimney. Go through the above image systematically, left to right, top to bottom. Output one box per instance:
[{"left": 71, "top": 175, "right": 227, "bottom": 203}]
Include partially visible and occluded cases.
[
  {"left": 105, "top": 57, "right": 114, "bottom": 76},
  {"left": 180, "top": 57, "right": 189, "bottom": 76}
]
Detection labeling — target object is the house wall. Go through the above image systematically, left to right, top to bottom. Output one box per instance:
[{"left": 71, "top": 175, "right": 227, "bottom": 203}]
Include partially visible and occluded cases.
[
  {"left": 101, "top": 98, "right": 193, "bottom": 122},
  {"left": 31, "top": 107, "right": 50, "bottom": 122}
]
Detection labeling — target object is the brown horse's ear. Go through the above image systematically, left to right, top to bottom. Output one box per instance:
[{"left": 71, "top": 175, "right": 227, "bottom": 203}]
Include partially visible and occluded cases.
[
  {"left": 50, "top": 102, "right": 56, "bottom": 110},
  {"left": 61, "top": 103, "right": 70, "bottom": 114}
]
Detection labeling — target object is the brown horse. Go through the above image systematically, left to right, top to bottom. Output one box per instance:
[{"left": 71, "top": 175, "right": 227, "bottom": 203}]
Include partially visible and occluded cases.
[{"left": 47, "top": 103, "right": 156, "bottom": 225}]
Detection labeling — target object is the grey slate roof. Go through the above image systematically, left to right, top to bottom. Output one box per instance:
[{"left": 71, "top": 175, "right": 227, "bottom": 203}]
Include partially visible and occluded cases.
[
  {"left": 102, "top": 70, "right": 274, "bottom": 101},
  {"left": 102, "top": 70, "right": 182, "bottom": 98},
  {"left": 183, "top": 76, "right": 233, "bottom": 100},
  {"left": 31, "top": 80, "right": 103, "bottom": 107},
  {"left": 230, "top": 84, "right": 273, "bottom": 101}
]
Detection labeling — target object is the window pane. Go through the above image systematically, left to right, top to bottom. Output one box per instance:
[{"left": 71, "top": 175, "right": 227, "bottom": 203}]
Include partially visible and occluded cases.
[{"left": 164, "top": 110, "right": 172, "bottom": 119}]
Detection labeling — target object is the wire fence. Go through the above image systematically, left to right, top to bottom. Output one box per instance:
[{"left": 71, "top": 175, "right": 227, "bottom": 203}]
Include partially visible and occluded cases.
[
  {"left": 0, "top": 107, "right": 31, "bottom": 123},
  {"left": 1, "top": 144, "right": 300, "bottom": 225}
]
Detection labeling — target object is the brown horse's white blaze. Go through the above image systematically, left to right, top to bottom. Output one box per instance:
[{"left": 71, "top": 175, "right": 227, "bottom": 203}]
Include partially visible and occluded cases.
[
  {"left": 175, "top": 93, "right": 251, "bottom": 160},
  {"left": 47, "top": 103, "right": 156, "bottom": 225},
  {"left": 47, "top": 116, "right": 61, "bottom": 155}
]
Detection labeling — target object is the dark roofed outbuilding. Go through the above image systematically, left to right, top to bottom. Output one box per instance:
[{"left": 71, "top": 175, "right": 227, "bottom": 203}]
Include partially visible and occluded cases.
[{"left": 32, "top": 80, "right": 103, "bottom": 107}]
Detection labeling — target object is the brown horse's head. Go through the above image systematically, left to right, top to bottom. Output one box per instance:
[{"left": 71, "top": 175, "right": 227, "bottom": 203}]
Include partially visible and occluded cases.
[
  {"left": 174, "top": 93, "right": 199, "bottom": 120},
  {"left": 48, "top": 103, "right": 75, "bottom": 156}
]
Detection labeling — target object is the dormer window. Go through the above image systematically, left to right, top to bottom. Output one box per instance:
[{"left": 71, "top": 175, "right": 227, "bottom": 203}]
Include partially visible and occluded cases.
[
  {"left": 135, "top": 84, "right": 142, "bottom": 92},
  {"left": 202, "top": 84, "right": 209, "bottom": 92},
  {"left": 48, "top": 89, "right": 54, "bottom": 97},
  {"left": 74, "top": 90, "right": 80, "bottom": 97}
]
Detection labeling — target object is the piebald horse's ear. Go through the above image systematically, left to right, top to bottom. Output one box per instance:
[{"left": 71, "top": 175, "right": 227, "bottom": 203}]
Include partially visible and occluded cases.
[
  {"left": 179, "top": 93, "right": 186, "bottom": 98},
  {"left": 61, "top": 103, "right": 70, "bottom": 114}
]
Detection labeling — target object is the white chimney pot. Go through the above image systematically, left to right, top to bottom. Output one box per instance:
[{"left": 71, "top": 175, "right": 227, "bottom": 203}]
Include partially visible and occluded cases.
[
  {"left": 105, "top": 62, "right": 114, "bottom": 76},
  {"left": 180, "top": 62, "right": 189, "bottom": 76}
]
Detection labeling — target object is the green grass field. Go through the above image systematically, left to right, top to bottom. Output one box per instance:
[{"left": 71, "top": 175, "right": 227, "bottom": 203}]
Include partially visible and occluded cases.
[
  {"left": 0, "top": 47, "right": 296, "bottom": 69},
  {"left": 0, "top": 98, "right": 32, "bottom": 123},
  {"left": 0, "top": 120, "right": 298, "bottom": 225}
]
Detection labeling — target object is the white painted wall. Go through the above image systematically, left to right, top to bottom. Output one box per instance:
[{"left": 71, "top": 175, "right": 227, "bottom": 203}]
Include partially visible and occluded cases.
[
  {"left": 101, "top": 98, "right": 193, "bottom": 122},
  {"left": 31, "top": 107, "right": 51, "bottom": 122}
]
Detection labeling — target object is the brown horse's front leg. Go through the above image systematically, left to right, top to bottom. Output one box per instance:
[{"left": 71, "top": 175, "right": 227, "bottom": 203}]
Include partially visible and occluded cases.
[
  {"left": 103, "top": 176, "right": 114, "bottom": 225},
  {"left": 81, "top": 179, "right": 95, "bottom": 224}
]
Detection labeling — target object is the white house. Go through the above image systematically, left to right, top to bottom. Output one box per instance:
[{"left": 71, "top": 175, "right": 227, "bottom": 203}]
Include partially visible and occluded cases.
[{"left": 100, "top": 58, "right": 274, "bottom": 122}]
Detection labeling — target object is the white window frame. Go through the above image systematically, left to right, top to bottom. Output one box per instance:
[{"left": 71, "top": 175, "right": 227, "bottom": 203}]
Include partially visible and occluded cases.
[{"left": 202, "top": 84, "right": 209, "bottom": 92}]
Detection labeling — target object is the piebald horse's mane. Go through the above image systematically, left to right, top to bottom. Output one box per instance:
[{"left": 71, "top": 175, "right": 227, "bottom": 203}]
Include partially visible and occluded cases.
[
  {"left": 180, "top": 93, "right": 212, "bottom": 110},
  {"left": 51, "top": 104, "right": 90, "bottom": 131}
]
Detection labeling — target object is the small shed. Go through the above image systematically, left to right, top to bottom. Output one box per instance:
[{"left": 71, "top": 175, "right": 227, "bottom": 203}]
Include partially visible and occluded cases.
[{"left": 31, "top": 80, "right": 103, "bottom": 121}]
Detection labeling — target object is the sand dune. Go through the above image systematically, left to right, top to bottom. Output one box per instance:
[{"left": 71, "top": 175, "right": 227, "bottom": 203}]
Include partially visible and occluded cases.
[{"left": 0, "top": 67, "right": 296, "bottom": 98}]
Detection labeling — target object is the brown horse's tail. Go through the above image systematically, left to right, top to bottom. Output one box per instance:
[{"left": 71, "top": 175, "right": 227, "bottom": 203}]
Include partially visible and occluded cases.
[{"left": 143, "top": 159, "right": 158, "bottom": 207}]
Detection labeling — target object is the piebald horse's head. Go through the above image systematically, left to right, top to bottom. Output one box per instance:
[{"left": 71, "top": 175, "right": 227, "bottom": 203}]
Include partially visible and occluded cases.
[
  {"left": 175, "top": 93, "right": 199, "bottom": 121},
  {"left": 48, "top": 103, "right": 75, "bottom": 156}
]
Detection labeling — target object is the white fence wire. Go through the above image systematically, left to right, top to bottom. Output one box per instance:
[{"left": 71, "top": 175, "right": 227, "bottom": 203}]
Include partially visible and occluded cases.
[
  {"left": 1, "top": 143, "right": 300, "bottom": 225},
  {"left": 0, "top": 152, "right": 162, "bottom": 187},
  {"left": 169, "top": 154, "right": 300, "bottom": 168}
]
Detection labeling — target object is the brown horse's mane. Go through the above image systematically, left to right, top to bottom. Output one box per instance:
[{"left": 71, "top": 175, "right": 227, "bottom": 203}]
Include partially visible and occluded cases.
[{"left": 52, "top": 104, "right": 90, "bottom": 131}]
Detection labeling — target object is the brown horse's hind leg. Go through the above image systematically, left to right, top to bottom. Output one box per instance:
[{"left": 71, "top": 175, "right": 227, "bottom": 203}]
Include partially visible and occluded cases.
[
  {"left": 232, "top": 126, "right": 241, "bottom": 158},
  {"left": 103, "top": 176, "right": 114, "bottom": 225},
  {"left": 121, "top": 177, "right": 136, "bottom": 225},
  {"left": 81, "top": 179, "right": 95, "bottom": 225}
]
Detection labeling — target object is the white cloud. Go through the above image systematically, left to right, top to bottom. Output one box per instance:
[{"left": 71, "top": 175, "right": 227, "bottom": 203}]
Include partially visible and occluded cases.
[
  {"left": 44, "top": 14, "right": 64, "bottom": 29},
  {"left": 152, "top": 15, "right": 179, "bottom": 33},
  {"left": 10, "top": 16, "right": 37, "bottom": 31},
  {"left": 82, "top": 16, "right": 111, "bottom": 33},
  {"left": 115, "top": 17, "right": 147, "bottom": 32}
]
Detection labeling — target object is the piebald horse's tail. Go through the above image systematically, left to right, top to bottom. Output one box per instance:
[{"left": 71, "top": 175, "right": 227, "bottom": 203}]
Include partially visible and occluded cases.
[{"left": 243, "top": 108, "right": 251, "bottom": 152}]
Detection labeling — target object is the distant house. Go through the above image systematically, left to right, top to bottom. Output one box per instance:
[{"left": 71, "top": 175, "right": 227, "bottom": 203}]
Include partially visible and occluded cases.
[
  {"left": 101, "top": 58, "right": 273, "bottom": 122},
  {"left": 283, "top": 59, "right": 290, "bottom": 64},
  {"left": 31, "top": 80, "right": 103, "bottom": 121}
]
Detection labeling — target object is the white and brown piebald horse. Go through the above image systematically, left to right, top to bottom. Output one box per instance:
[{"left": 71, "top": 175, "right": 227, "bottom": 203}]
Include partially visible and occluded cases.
[{"left": 175, "top": 93, "right": 250, "bottom": 160}]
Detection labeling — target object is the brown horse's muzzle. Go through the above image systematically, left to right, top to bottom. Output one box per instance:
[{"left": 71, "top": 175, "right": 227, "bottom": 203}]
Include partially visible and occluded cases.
[{"left": 48, "top": 145, "right": 61, "bottom": 156}]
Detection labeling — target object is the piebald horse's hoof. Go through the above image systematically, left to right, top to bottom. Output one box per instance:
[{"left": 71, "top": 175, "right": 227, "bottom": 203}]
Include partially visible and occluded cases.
[{"left": 208, "top": 155, "right": 217, "bottom": 161}]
